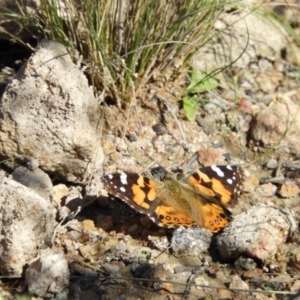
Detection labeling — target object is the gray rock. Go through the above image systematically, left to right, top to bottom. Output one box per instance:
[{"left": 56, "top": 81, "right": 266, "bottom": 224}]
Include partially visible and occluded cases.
[
  {"left": 193, "top": 11, "right": 285, "bottom": 72},
  {"left": 0, "top": 39, "right": 103, "bottom": 183},
  {"left": 251, "top": 97, "right": 300, "bottom": 155},
  {"left": 266, "top": 158, "right": 278, "bottom": 169},
  {"left": 12, "top": 165, "right": 53, "bottom": 200},
  {"left": 0, "top": 177, "right": 56, "bottom": 275},
  {"left": 217, "top": 205, "right": 296, "bottom": 261},
  {"left": 171, "top": 227, "right": 212, "bottom": 256},
  {"left": 25, "top": 248, "right": 69, "bottom": 298}
]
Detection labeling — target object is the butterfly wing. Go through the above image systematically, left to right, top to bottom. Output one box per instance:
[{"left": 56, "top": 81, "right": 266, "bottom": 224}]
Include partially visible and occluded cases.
[
  {"left": 102, "top": 165, "right": 244, "bottom": 233},
  {"left": 175, "top": 165, "right": 244, "bottom": 232},
  {"left": 181, "top": 165, "right": 244, "bottom": 207},
  {"left": 102, "top": 173, "right": 195, "bottom": 227}
]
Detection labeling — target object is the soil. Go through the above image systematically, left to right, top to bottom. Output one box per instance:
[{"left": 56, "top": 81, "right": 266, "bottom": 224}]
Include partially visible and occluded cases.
[{"left": 1, "top": 2, "right": 300, "bottom": 300}]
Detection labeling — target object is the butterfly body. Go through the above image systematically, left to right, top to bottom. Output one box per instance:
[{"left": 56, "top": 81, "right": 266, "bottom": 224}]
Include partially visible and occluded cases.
[{"left": 102, "top": 165, "right": 244, "bottom": 233}]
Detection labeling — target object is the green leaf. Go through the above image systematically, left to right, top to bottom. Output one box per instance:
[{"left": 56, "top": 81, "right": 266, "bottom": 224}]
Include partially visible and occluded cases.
[
  {"left": 187, "top": 68, "right": 218, "bottom": 94},
  {"left": 183, "top": 96, "right": 200, "bottom": 121}
]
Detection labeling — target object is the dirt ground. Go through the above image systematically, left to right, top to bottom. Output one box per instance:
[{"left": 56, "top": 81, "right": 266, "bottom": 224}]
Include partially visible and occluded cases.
[{"left": 1, "top": 2, "right": 300, "bottom": 300}]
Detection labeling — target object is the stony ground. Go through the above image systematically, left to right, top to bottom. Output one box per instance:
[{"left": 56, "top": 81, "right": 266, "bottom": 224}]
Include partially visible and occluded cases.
[{"left": 1, "top": 2, "right": 300, "bottom": 300}]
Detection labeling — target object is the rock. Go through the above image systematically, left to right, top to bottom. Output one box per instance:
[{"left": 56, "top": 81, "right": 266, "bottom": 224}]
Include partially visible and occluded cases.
[
  {"left": 193, "top": 10, "right": 285, "bottom": 73},
  {"left": 0, "top": 39, "right": 103, "bottom": 182},
  {"left": 255, "top": 70, "right": 283, "bottom": 93},
  {"left": 251, "top": 97, "right": 300, "bottom": 155},
  {"left": 203, "top": 102, "right": 219, "bottom": 114},
  {"left": 227, "top": 110, "right": 252, "bottom": 133},
  {"left": 195, "top": 115, "right": 217, "bottom": 135},
  {"left": 152, "top": 123, "right": 167, "bottom": 136},
  {"left": 197, "top": 147, "right": 225, "bottom": 166},
  {"left": 266, "top": 158, "right": 278, "bottom": 169},
  {"left": 12, "top": 165, "right": 53, "bottom": 200},
  {"left": 0, "top": 177, "right": 56, "bottom": 275},
  {"left": 278, "top": 180, "right": 300, "bottom": 198},
  {"left": 256, "top": 182, "right": 277, "bottom": 197},
  {"left": 53, "top": 183, "right": 69, "bottom": 205},
  {"left": 64, "top": 186, "right": 83, "bottom": 212},
  {"left": 217, "top": 205, "right": 296, "bottom": 261},
  {"left": 58, "top": 206, "right": 71, "bottom": 221},
  {"left": 139, "top": 215, "right": 153, "bottom": 229},
  {"left": 96, "top": 216, "right": 113, "bottom": 232},
  {"left": 82, "top": 219, "right": 95, "bottom": 231},
  {"left": 127, "top": 224, "right": 139, "bottom": 236},
  {"left": 171, "top": 227, "right": 212, "bottom": 256},
  {"left": 68, "top": 229, "right": 82, "bottom": 241},
  {"left": 148, "top": 236, "right": 169, "bottom": 252},
  {"left": 78, "top": 242, "right": 99, "bottom": 260},
  {"left": 25, "top": 248, "right": 69, "bottom": 298},
  {"left": 289, "top": 252, "right": 300, "bottom": 272},
  {"left": 234, "top": 256, "right": 257, "bottom": 272},
  {"left": 230, "top": 275, "right": 249, "bottom": 299},
  {"left": 230, "top": 275, "right": 249, "bottom": 290},
  {"left": 194, "top": 276, "right": 210, "bottom": 292},
  {"left": 291, "top": 280, "right": 300, "bottom": 293},
  {"left": 217, "top": 287, "right": 232, "bottom": 299}
]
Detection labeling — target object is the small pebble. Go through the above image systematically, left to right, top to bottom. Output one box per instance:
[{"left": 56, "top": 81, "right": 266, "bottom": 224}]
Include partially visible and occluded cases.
[
  {"left": 203, "top": 102, "right": 218, "bottom": 114},
  {"left": 195, "top": 115, "right": 217, "bottom": 135},
  {"left": 152, "top": 123, "right": 167, "bottom": 135},
  {"left": 126, "top": 133, "right": 137, "bottom": 142},
  {"left": 266, "top": 158, "right": 278, "bottom": 169},
  {"left": 278, "top": 180, "right": 299, "bottom": 198},
  {"left": 257, "top": 182, "right": 277, "bottom": 197},
  {"left": 140, "top": 215, "right": 153, "bottom": 229},
  {"left": 96, "top": 216, "right": 113, "bottom": 231},
  {"left": 82, "top": 220, "right": 95, "bottom": 230},
  {"left": 234, "top": 256, "right": 257, "bottom": 271}
]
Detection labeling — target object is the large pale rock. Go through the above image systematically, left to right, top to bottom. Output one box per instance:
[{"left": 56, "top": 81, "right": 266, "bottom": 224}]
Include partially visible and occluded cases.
[
  {"left": 193, "top": 10, "right": 285, "bottom": 71},
  {"left": 0, "top": 39, "right": 103, "bottom": 182},
  {"left": 251, "top": 97, "right": 300, "bottom": 155},
  {"left": 0, "top": 177, "right": 56, "bottom": 275},
  {"left": 217, "top": 205, "right": 296, "bottom": 261},
  {"left": 25, "top": 248, "right": 69, "bottom": 298}
]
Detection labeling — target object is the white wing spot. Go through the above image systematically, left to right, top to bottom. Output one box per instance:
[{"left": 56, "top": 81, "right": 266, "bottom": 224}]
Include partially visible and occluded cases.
[
  {"left": 212, "top": 165, "right": 225, "bottom": 177},
  {"left": 226, "top": 165, "right": 233, "bottom": 170},
  {"left": 120, "top": 173, "right": 128, "bottom": 185},
  {"left": 107, "top": 174, "right": 113, "bottom": 179},
  {"left": 227, "top": 178, "right": 233, "bottom": 185},
  {"left": 120, "top": 186, "right": 126, "bottom": 193}
]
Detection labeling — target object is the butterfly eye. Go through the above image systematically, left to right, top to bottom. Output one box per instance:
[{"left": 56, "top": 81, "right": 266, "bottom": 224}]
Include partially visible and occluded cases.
[{"left": 151, "top": 166, "right": 168, "bottom": 181}]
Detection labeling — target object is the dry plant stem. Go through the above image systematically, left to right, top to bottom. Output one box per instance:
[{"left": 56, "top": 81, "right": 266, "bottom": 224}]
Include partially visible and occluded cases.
[
  {"left": 117, "top": 0, "right": 124, "bottom": 54},
  {"left": 121, "top": 81, "right": 137, "bottom": 140},
  {"left": 275, "top": 156, "right": 284, "bottom": 177},
  {"left": 282, "top": 162, "right": 300, "bottom": 169},
  {"left": 259, "top": 176, "right": 285, "bottom": 184},
  {"left": 51, "top": 206, "right": 82, "bottom": 244},
  {"left": 183, "top": 268, "right": 202, "bottom": 299}
]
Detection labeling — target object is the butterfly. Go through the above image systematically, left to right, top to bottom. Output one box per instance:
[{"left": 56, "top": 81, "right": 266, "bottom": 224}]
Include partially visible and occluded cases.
[{"left": 102, "top": 165, "right": 244, "bottom": 233}]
